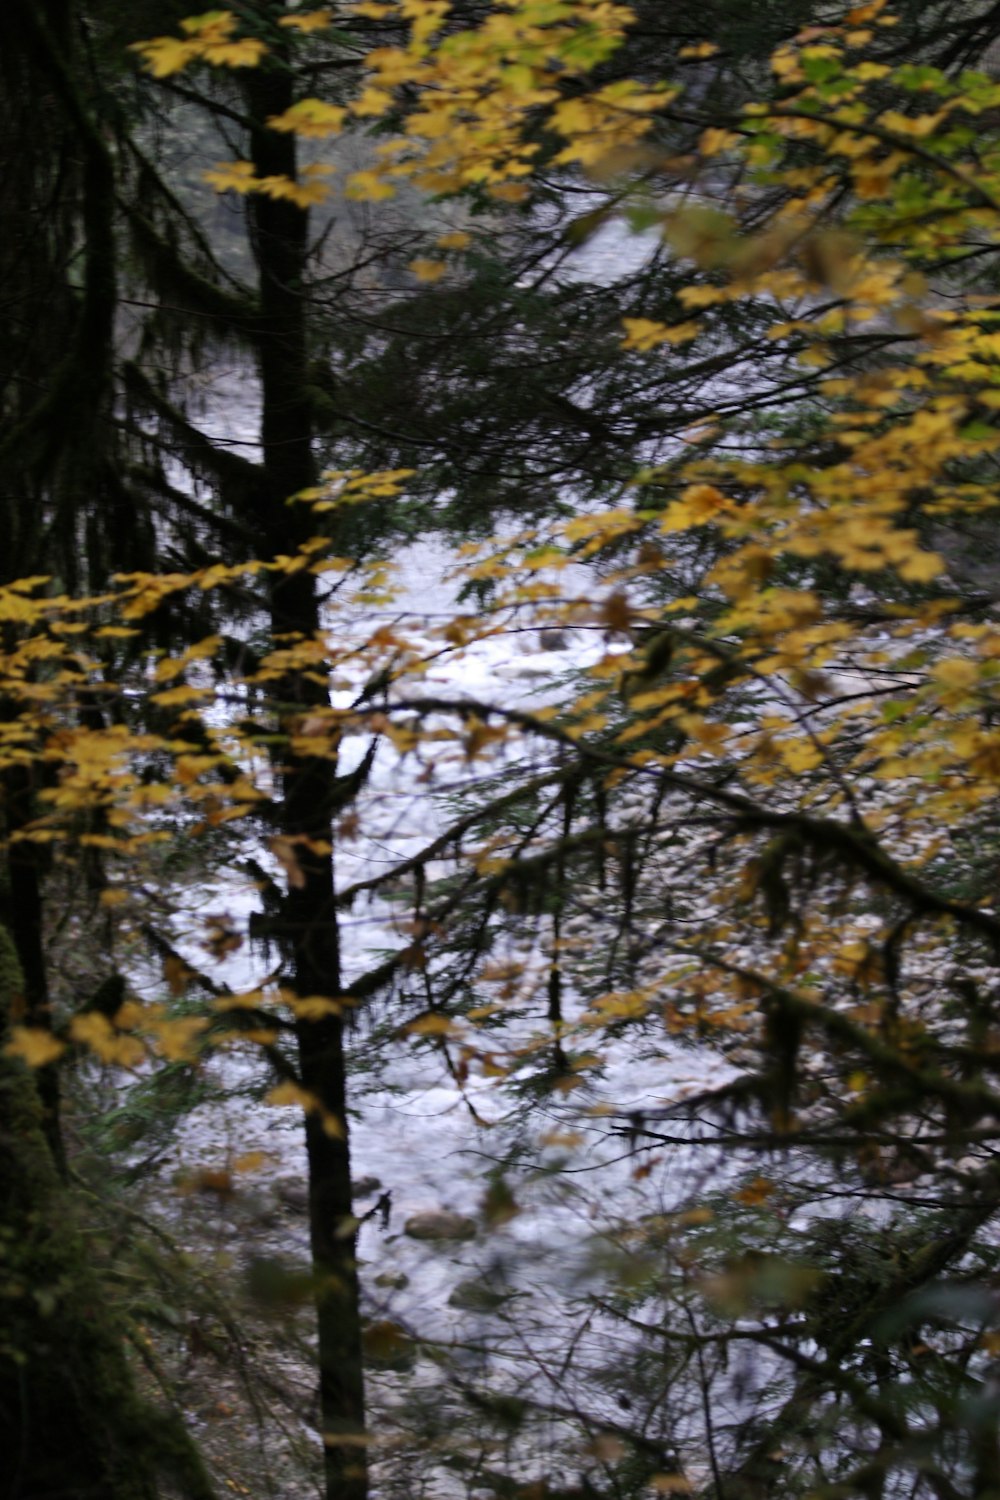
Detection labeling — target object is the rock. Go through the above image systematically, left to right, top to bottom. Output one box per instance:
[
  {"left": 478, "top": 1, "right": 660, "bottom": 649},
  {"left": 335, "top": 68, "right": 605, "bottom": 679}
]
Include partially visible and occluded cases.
[
  {"left": 539, "top": 628, "right": 568, "bottom": 650},
  {"left": 353, "top": 1175, "right": 382, "bottom": 1198},
  {"left": 275, "top": 1176, "right": 383, "bottom": 1211},
  {"left": 275, "top": 1179, "right": 309, "bottom": 1214},
  {"left": 403, "top": 1210, "right": 477, "bottom": 1243},
  {"left": 245, "top": 1257, "right": 313, "bottom": 1309},
  {"left": 374, "top": 1270, "right": 409, "bottom": 1290},
  {"left": 448, "top": 1279, "right": 508, "bottom": 1312},
  {"left": 363, "top": 1319, "right": 416, "bottom": 1372}
]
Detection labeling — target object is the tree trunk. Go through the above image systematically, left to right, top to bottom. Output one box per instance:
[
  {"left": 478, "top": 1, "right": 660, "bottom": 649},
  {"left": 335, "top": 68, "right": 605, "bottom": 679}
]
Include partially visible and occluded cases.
[{"left": 245, "top": 33, "right": 368, "bottom": 1500}]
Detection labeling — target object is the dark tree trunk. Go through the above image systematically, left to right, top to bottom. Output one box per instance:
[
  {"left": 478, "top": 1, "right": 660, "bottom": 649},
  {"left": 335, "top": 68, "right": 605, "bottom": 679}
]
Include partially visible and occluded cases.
[
  {"left": 0, "top": 0, "right": 119, "bottom": 1175},
  {"left": 245, "top": 32, "right": 368, "bottom": 1500}
]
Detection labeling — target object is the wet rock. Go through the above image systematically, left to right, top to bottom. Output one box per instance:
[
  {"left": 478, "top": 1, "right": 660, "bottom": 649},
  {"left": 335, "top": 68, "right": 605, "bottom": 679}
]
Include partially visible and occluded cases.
[
  {"left": 353, "top": 1175, "right": 383, "bottom": 1198},
  {"left": 275, "top": 1176, "right": 383, "bottom": 1212},
  {"left": 275, "top": 1179, "right": 309, "bottom": 1214},
  {"left": 403, "top": 1210, "right": 477, "bottom": 1243},
  {"left": 246, "top": 1256, "right": 313, "bottom": 1310},
  {"left": 374, "top": 1270, "right": 409, "bottom": 1290},
  {"left": 448, "top": 1279, "right": 508, "bottom": 1312},
  {"left": 363, "top": 1319, "right": 416, "bottom": 1372}
]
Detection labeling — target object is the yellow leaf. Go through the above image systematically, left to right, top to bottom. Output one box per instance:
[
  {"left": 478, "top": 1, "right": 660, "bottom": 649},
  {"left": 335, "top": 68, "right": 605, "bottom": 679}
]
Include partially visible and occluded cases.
[
  {"left": 278, "top": 8, "right": 334, "bottom": 30},
  {"left": 178, "top": 12, "right": 236, "bottom": 38},
  {"left": 129, "top": 36, "right": 199, "bottom": 77},
  {"left": 202, "top": 38, "right": 268, "bottom": 68},
  {"left": 266, "top": 99, "right": 348, "bottom": 136},
  {"left": 878, "top": 110, "right": 943, "bottom": 139},
  {"left": 700, "top": 127, "right": 739, "bottom": 155},
  {"left": 203, "top": 160, "right": 258, "bottom": 194},
  {"left": 256, "top": 167, "right": 333, "bottom": 207},
  {"left": 345, "top": 170, "right": 397, "bottom": 201},
  {"left": 488, "top": 183, "right": 530, "bottom": 203},
  {"left": 436, "top": 230, "right": 472, "bottom": 250},
  {"left": 409, "top": 258, "right": 448, "bottom": 282},
  {"left": 621, "top": 317, "right": 700, "bottom": 351},
  {"left": 659, "top": 483, "right": 728, "bottom": 531},
  {"left": 898, "top": 549, "right": 943, "bottom": 582},
  {"left": 932, "top": 657, "right": 978, "bottom": 690},
  {"left": 151, "top": 685, "right": 209, "bottom": 707},
  {"left": 778, "top": 738, "right": 824, "bottom": 772},
  {"left": 286, "top": 994, "right": 344, "bottom": 1021},
  {"left": 113, "top": 1000, "right": 146, "bottom": 1030},
  {"left": 70, "top": 1012, "right": 146, "bottom": 1067},
  {"left": 406, "top": 1012, "right": 459, "bottom": 1037},
  {"left": 151, "top": 1016, "right": 208, "bottom": 1062},
  {"left": 5, "top": 1027, "right": 65, "bottom": 1067},
  {"left": 265, "top": 1081, "right": 343, "bottom": 1137},
  {"left": 266, "top": 1081, "right": 320, "bottom": 1110},
  {"left": 233, "top": 1150, "right": 272, "bottom": 1173},
  {"left": 735, "top": 1176, "right": 776, "bottom": 1207},
  {"left": 677, "top": 1207, "right": 714, "bottom": 1226}
]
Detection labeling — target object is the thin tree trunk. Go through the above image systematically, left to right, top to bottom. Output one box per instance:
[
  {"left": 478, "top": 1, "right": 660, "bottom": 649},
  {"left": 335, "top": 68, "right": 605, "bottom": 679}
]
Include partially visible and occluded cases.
[{"left": 245, "top": 33, "right": 368, "bottom": 1500}]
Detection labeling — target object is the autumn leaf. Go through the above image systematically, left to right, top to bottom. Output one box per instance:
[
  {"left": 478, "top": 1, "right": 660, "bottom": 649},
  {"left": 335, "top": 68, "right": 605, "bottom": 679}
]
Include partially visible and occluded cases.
[
  {"left": 278, "top": 8, "right": 334, "bottom": 30},
  {"left": 129, "top": 35, "right": 199, "bottom": 77},
  {"left": 267, "top": 100, "right": 348, "bottom": 137},
  {"left": 203, "top": 160, "right": 258, "bottom": 194},
  {"left": 344, "top": 170, "right": 397, "bottom": 201},
  {"left": 436, "top": 230, "right": 472, "bottom": 250},
  {"left": 409, "top": 258, "right": 448, "bottom": 282},
  {"left": 621, "top": 317, "right": 701, "bottom": 350},
  {"left": 271, "top": 835, "right": 307, "bottom": 889},
  {"left": 163, "top": 954, "right": 194, "bottom": 996},
  {"left": 70, "top": 1012, "right": 146, "bottom": 1067},
  {"left": 406, "top": 1012, "right": 459, "bottom": 1037},
  {"left": 150, "top": 1016, "right": 208, "bottom": 1062},
  {"left": 4, "top": 1027, "right": 65, "bottom": 1068},
  {"left": 265, "top": 1081, "right": 319, "bottom": 1111},
  {"left": 233, "top": 1150, "right": 273, "bottom": 1173}
]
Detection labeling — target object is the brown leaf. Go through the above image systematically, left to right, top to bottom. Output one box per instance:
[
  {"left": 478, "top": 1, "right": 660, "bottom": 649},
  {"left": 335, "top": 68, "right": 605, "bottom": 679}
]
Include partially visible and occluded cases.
[{"left": 270, "top": 835, "right": 307, "bottom": 889}]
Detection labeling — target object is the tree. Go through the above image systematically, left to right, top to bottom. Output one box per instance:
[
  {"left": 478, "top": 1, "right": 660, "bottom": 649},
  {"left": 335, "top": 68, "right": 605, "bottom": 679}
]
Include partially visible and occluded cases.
[{"left": 11, "top": 2, "right": 1000, "bottom": 1498}]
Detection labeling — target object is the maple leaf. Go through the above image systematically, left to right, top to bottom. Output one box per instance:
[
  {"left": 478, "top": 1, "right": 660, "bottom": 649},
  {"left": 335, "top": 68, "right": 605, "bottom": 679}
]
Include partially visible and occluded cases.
[
  {"left": 278, "top": 8, "right": 334, "bottom": 30},
  {"left": 129, "top": 35, "right": 199, "bottom": 77},
  {"left": 201, "top": 37, "right": 268, "bottom": 68},
  {"left": 266, "top": 99, "right": 348, "bottom": 137},
  {"left": 203, "top": 160, "right": 258, "bottom": 193},
  {"left": 436, "top": 230, "right": 472, "bottom": 249},
  {"left": 409, "top": 258, "right": 448, "bottom": 282},
  {"left": 622, "top": 317, "right": 701, "bottom": 350},
  {"left": 151, "top": 1016, "right": 208, "bottom": 1062},
  {"left": 4, "top": 1027, "right": 65, "bottom": 1068}
]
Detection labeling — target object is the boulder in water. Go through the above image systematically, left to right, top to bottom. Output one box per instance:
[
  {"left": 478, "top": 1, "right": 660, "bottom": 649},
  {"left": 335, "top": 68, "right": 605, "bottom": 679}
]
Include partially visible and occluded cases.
[{"left": 404, "top": 1209, "right": 476, "bottom": 1242}]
